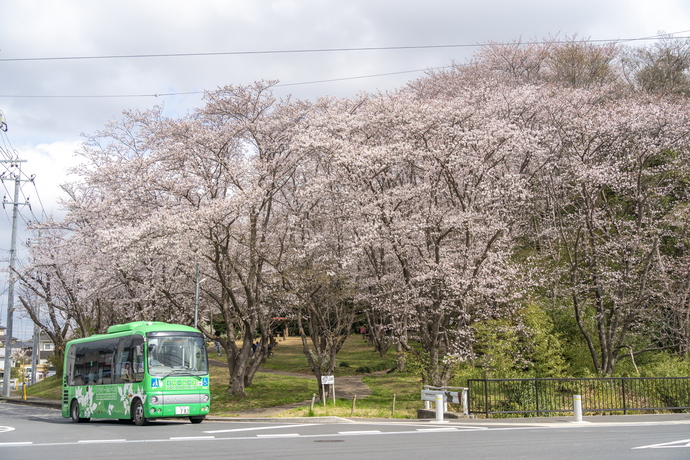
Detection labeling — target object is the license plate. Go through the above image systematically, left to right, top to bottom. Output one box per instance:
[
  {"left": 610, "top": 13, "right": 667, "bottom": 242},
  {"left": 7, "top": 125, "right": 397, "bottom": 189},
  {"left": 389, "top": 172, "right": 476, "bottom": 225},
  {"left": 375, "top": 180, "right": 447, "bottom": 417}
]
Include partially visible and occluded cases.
[{"left": 175, "top": 406, "right": 190, "bottom": 415}]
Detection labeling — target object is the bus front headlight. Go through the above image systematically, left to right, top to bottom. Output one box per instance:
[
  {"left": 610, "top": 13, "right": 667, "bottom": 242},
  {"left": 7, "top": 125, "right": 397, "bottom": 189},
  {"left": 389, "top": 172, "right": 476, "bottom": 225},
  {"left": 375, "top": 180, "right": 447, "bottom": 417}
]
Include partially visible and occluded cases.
[{"left": 150, "top": 396, "right": 159, "bottom": 404}]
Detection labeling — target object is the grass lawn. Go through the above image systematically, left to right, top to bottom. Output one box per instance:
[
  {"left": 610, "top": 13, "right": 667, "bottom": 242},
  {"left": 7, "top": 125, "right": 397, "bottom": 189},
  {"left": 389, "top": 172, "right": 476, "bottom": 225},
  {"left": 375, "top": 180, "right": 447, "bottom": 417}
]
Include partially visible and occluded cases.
[
  {"left": 212, "top": 335, "right": 425, "bottom": 418},
  {"left": 208, "top": 363, "right": 317, "bottom": 414},
  {"left": 279, "top": 372, "right": 424, "bottom": 419},
  {"left": 23, "top": 374, "right": 63, "bottom": 400}
]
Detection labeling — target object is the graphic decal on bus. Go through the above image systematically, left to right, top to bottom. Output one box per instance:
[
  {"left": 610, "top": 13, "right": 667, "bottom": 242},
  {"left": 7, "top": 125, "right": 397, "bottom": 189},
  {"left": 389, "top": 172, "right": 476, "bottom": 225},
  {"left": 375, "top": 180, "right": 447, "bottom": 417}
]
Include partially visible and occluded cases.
[{"left": 74, "top": 386, "right": 98, "bottom": 419}]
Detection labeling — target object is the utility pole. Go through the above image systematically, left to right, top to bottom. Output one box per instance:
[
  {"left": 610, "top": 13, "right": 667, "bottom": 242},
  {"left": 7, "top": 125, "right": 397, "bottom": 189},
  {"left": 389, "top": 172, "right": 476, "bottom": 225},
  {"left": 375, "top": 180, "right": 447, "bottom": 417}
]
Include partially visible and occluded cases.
[
  {"left": 1, "top": 158, "right": 31, "bottom": 397},
  {"left": 31, "top": 322, "right": 39, "bottom": 386}
]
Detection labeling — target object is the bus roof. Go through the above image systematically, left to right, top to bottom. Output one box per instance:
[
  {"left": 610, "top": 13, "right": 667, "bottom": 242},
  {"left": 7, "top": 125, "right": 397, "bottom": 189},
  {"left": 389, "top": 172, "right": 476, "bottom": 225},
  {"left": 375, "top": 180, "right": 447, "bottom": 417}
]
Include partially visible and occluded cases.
[
  {"left": 106, "top": 321, "right": 196, "bottom": 334},
  {"left": 66, "top": 322, "right": 200, "bottom": 345}
]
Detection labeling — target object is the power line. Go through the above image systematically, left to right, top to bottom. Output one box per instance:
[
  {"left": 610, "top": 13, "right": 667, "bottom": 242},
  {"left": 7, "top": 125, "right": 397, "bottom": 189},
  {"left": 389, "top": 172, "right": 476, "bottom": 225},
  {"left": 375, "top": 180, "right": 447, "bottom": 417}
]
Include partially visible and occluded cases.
[
  {"left": 0, "top": 31, "right": 688, "bottom": 100},
  {"left": 1, "top": 31, "right": 688, "bottom": 63},
  {"left": 0, "top": 66, "right": 451, "bottom": 99},
  {"left": 276, "top": 67, "right": 449, "bottom": 87}
]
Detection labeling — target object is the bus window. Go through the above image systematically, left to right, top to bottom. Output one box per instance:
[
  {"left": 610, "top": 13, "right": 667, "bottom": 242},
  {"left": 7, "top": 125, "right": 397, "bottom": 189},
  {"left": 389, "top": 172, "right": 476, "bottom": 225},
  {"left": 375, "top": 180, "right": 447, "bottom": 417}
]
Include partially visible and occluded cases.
[
  {"left": 147, "top": 335, "right": 208, "bottom": 376},
  {"left": 132, "top": 336, "right": 144, "bottom": 382},
  {"left": 115, "top": 337, "right": 133, "bottom": 383},
  {"left": 99, "top": 338, "right": 117, "bottom": 384}
]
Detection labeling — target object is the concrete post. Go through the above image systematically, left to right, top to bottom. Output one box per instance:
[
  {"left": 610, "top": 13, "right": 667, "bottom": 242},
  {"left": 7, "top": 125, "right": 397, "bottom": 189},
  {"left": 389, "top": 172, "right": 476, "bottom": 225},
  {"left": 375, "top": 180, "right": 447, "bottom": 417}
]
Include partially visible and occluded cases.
[
  {"left": 435, "top": 394, "right": 444, "bottom": 422},
  {"left": 573, "top": 394, "right": 582, "bottom": 422}
]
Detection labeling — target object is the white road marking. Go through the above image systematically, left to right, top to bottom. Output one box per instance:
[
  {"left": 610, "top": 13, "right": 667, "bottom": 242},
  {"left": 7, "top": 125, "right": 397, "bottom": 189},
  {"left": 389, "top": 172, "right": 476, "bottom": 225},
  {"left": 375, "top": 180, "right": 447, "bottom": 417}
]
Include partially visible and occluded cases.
[
  {"left": 205, "top": 423, "right": 313, "bottom": 434},
  {"left": 0, "top": 426, "right": 15, "bottom": 433},
  {"left": 417, "top": 427, "right": 459, "bottom": 432},
  {"left": 256, "top": 433, "right": 301, "bottom": 438},
  {"left": 170, "top": 436, "right": 216, "bottom": 441},
  {"left": 633, "top": 438, "right": 690, "bottom": 449},
  {"left": 78, "top": 439, "right": 127, "bottom": 443},
  {"left": 0, "top": 442, "right": 33, "bottom": 446}
]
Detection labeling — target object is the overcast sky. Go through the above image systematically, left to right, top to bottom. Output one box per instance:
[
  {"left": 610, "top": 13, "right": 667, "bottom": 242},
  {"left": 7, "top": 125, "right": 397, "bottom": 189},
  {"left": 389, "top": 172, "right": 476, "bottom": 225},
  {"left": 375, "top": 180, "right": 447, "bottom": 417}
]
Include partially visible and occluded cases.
[{"left": 1, "top": 0, "right": 689, "bottom": 338}]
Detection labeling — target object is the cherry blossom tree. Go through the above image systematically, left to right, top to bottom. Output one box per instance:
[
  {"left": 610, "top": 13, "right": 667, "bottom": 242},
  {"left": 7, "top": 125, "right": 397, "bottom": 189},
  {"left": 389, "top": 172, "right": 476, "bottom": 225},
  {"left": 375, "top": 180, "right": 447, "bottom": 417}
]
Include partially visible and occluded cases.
[
  {"left": 622, "top": 35, "right": 690, "bottom": 96},
  {"left": 456, "top": 36, "right": 621, "bottom": 90},
  {"left": 39, "top": 82, "right": 310, "bottom": 396},
  {"left": 173, "top": 83, "right": 311, "bottom": 395},
  {"left": 297, "top": 85, "right": 539, "bottom": 386},
  {"left": 531, "top": 88, "right": 690, "bottom": 374},
  {"left": 268, "top": 103, "right": 362, "bottom": 399},
  {"left": 15, "top": 225, "right": 81, "bottom": 367}
]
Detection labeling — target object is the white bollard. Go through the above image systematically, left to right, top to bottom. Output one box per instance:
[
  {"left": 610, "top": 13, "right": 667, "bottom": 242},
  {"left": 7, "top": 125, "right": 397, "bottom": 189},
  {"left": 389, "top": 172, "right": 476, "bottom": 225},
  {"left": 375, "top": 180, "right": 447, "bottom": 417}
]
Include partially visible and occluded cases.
[
  {"left": 435, "top": 394, "right": 444, "bottom": 422},
  {"left": 573, "top": 394, "right": 582, "bottom": 422}
]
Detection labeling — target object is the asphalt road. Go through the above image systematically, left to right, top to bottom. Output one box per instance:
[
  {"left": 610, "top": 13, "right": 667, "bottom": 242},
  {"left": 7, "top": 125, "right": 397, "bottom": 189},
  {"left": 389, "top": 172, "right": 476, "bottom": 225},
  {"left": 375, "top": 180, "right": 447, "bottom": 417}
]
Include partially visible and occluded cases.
[{"left": 2, "top": 400, "right": 690, "bottom": 460}]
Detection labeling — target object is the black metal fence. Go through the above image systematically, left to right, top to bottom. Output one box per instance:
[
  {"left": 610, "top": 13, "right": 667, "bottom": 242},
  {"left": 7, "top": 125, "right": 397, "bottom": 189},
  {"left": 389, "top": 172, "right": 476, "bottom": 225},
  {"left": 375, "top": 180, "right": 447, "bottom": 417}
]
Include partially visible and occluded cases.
[{"left": 467, "top": 377, "right": 690, "bottom": 417}]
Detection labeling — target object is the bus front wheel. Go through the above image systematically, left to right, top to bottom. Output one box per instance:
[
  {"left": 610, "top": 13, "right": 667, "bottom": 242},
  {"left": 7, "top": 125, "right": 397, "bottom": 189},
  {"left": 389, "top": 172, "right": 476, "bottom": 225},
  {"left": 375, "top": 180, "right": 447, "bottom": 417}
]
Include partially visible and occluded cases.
[
  {"left": 132, "top": 399, "right": 149, "bottom": 426},
  {"left": 70, "top": 400, "right": 90, "bottom": 423},
  {"left": 189, "top": 416, "right": 205, "bottom": 424}
]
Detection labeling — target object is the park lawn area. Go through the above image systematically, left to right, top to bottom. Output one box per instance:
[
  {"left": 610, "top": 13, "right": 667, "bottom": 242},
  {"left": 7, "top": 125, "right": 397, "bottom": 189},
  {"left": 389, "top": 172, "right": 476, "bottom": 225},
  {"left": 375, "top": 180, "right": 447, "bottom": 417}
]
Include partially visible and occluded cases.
[
  {"left": 209, "top": 334, "right": 409, "bottom": 414},
  {"left": 210, "top": 335, "right": 423, "bottom": 416},
  {"left": 260, "top": 335, "right": 398, "bottom": 376},
  {"left": 209, "top": 364, "right": 318, "bottom": 414},
  {"left": 278, "top": 372, "right": 424, "bottom": 419}
]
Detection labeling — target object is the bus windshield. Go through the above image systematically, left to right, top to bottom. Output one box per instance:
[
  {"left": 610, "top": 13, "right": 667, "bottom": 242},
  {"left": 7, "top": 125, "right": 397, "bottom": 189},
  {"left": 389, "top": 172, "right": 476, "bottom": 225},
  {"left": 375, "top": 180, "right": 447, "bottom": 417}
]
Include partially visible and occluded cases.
[{"left": 147, "top": 334, "right": 208, "bottom": 377}]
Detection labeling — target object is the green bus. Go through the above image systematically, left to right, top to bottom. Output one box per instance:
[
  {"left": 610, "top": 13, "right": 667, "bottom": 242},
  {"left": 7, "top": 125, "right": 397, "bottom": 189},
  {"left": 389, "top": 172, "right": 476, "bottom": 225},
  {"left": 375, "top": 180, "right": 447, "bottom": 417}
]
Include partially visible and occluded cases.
[{"left": 62, "top": 321, "right": 210, "bottom": 426}]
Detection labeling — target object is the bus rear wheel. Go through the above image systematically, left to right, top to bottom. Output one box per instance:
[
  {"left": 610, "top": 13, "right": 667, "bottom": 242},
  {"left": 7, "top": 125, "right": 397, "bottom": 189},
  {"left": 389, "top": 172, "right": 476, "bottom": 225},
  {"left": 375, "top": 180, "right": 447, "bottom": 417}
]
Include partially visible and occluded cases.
[
  {"left": 132, "top": 399, "right": 149, "bottom": 426},
  {"left": 70, "top": 400, "right": 90, "bottom": 423},
  {"left": 189, "top": 416, "right": 205, "bottom": 424}
]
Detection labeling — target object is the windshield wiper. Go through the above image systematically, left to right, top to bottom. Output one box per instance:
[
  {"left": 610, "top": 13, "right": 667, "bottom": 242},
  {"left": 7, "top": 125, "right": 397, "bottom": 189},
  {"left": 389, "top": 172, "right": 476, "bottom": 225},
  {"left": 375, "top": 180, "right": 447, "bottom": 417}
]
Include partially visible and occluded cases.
[{"left": 159, "top": 368, "right": 193, "bottom": 380}]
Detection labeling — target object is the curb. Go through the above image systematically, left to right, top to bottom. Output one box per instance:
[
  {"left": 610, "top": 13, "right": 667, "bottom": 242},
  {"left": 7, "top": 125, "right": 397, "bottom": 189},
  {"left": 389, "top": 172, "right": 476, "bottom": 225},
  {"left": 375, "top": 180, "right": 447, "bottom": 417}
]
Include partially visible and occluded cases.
[{"left": 1, "top": 397, "right": 62, "bottom": 410}]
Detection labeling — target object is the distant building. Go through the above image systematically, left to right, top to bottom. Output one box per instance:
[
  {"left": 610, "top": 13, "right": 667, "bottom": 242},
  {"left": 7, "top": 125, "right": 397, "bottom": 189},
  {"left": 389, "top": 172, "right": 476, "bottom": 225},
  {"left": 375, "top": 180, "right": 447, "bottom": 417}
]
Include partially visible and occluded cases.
[{"left": 0, "top": 326, "right": 55, "bottom": 379}]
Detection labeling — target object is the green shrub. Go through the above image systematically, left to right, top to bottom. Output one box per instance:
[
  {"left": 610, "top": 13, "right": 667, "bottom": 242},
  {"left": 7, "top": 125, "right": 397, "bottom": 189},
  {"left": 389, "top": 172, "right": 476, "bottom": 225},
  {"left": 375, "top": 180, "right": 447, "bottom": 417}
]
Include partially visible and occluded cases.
[{"left": 638, "top": 353, "right": 690, "bottom": 378}]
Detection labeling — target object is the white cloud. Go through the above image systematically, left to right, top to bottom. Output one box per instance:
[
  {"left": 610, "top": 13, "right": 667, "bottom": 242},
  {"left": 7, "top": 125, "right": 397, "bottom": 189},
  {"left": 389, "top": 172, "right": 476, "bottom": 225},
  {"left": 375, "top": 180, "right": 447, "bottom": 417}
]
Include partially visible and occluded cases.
[{"left": 24, "top": 140, "right": 82, "bottom": 217}]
